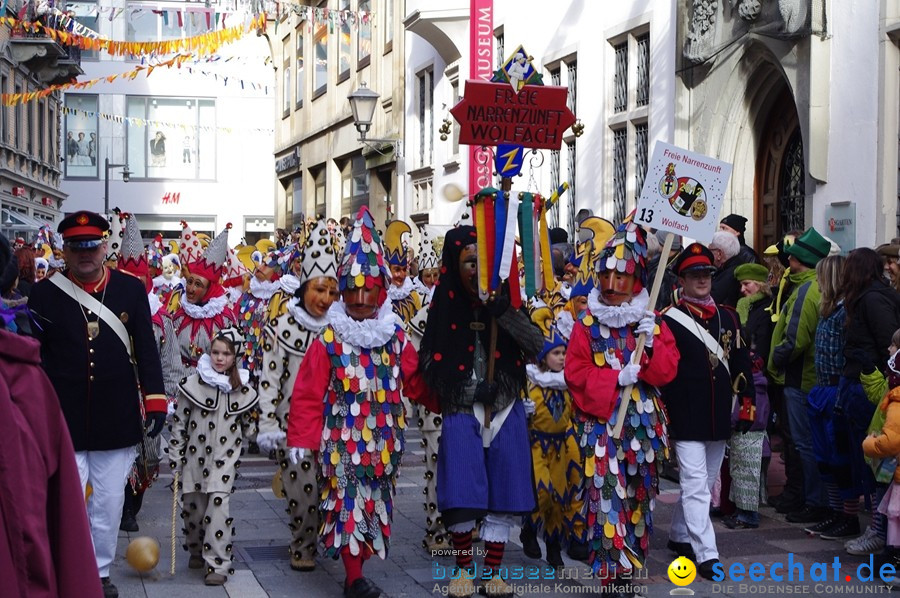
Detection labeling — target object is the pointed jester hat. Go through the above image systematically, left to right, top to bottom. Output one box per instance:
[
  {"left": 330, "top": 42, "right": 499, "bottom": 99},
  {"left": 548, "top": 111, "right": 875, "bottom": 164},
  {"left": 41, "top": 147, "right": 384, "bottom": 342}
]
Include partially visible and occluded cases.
[
  {"left": 338, "top": 206, "right": 391, "bottom": 293},
  {"left": 105, "top": 209, "right": 125, "bottom": 262},
  {"left": 596, "top": 212, "right": 649, "bottom": 293},
  {"left": 117, "top": 213, "right": 151, "bottom": 291},
  {"left": 299, "top": 217, "right": 339, "bottom": 285},
  {"left": 570, "top": 217, "right": 616, "bottom": 298},
  {"left": 178, "top": 220, "right": 204, "bottom": 266},
  {"left": 385, "top": 220, "right": 412, "bottom": 268},
  {"left": 186, "top": 223, "right": 231, "bottom": 300},
  {"left": 417, "top": 226, "right": 441, "bottom": 271},
  {"left": 223, "top": 244, "right": 249, "bottom": 289},
  {"left": 531, "top": 305, "right": 567, "bottom": 362}
]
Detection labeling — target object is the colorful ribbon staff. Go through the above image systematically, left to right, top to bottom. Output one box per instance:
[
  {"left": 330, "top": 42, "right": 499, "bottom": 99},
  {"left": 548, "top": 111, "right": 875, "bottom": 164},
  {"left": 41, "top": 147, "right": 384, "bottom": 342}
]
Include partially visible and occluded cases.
[{"left": 470, "top": 182, "right": 569, "bottom": 307}]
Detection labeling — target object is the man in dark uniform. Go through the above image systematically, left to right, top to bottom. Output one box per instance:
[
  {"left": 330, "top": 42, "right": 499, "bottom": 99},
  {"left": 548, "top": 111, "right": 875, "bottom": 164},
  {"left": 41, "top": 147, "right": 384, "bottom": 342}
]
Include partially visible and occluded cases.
[
  {"left": 28, "top": 210, "right": 167, "bottom": 598},
  {"left": 660, "top": 243, "right": 755, "bottom": 580}
]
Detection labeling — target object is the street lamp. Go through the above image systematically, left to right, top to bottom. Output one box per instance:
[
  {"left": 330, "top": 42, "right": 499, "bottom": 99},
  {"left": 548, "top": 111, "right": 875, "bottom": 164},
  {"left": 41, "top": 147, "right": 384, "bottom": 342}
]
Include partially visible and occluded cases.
[
  {"left": 347, "top": 82, "right": 402, "bottom": 154},
  {"left": 348, "top": 83, "right": 403, "bottom": 224},
  {"left": 104, "top": 157, "right": 132, "bottom": 216}
]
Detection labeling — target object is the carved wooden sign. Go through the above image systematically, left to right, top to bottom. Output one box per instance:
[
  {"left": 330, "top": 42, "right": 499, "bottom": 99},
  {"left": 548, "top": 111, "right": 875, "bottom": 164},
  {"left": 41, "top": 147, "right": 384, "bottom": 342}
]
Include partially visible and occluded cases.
[{"left": 450, "top": 80, "right": 576, "bottom": 151}]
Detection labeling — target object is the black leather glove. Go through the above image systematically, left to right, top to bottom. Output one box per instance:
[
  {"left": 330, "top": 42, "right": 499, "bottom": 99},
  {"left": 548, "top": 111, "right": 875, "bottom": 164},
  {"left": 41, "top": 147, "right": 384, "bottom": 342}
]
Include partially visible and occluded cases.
[
  {"left": 486, "top": 294, "right": 510, "bottom": 318},
  {"left": 849, "top": 349, "right": 876, "bottom": 375},
  {"left": 474, "top": 381, "right": 498, "bottom": 406},
  {"left": 145, "top": 412, "right": 167, "bottom": 438}
]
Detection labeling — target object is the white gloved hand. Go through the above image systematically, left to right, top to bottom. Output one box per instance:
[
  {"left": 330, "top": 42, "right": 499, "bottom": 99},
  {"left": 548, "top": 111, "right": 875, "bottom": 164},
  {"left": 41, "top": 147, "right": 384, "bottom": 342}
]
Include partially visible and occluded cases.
[
  {"left": 636, "top": 312, "right": 657, "bottom": 347},
  {"left": 617, "top": 363, "right": 642, "bottom": 387},
  {"left": 522, "top": 398, "right": 536, "bottom": 417},
  {"left": 166, "top": 400, "right": 176, "bottom": 417},
  {"left": 256, "top": 431, "right": 285, "bottom": 454},
  {"left": 288, "top": 447, "right": 306, "bottom": 465}
]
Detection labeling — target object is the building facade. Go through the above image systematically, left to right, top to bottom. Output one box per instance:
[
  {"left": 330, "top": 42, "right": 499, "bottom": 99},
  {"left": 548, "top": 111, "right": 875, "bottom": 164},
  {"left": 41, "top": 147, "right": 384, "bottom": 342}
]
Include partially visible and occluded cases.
[
  {"left": 60, "top": 0, "right": 274, "bottom": 245},
  {"left": 271, "top": 0, "right": 404, "bottom": 233},
  {"left": 403, "top": 0, "right": 900, "bottom": 252},
  {"left": 0, "top": 4, "right": 81, "bottom": 242}
]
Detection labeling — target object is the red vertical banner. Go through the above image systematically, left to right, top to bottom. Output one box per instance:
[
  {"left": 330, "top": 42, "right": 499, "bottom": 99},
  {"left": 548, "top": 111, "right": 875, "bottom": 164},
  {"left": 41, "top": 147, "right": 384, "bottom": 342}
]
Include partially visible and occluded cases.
[{"left": 468, "top": 0, "right": 493, "bottom": 199}]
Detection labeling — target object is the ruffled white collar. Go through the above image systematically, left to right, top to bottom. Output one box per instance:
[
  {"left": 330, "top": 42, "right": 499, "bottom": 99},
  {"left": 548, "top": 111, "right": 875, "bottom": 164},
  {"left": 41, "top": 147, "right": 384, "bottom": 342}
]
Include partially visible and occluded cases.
[
  {"left": 279, "top": 273, "right": 300, "bottom": 296},
  {"left": 153, "top": 274, "right": 182, "bottom": 288},
  {"left": 250, "top": 277, "right": 280, "bottom": 300},
  {"left": 387, "top": 277, "right": 414, "bottom": 302},
  {"left": 412, "top": 277, "right": 429, "bottom": 297},
  {"left": 559, "top": 282, "right": 572, "bottom": 301},
  {"left": 226, "top": 286, "right": 243, "bottom": 305},
  {"left": 587, "top": 288, "right": 649, "bottom": 328},
  {"left": 147, "top": 291, "right": 163, "bottom": 317},
  {"left": 182, "top": 294, "right": 228, "bottom": 319},
  {"left": 286, "top": 297, "right": 336, "bottom": 332},
  {"left": 330, "top": 300, "right": 398, "bottom": 349},
  {"left": 556, "top": 310, "right": 575, "bottom": 341},
  {"left": 196, "top": 353, "right": 249, "bottom": 393},
  {"left": 526, "top": 364, "right": 568, "bottom": 389}
]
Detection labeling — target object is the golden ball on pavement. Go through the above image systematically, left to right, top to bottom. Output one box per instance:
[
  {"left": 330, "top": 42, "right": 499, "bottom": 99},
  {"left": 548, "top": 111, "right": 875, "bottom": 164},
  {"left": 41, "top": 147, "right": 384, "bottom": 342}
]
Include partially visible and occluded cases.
[{"left": 126, "top": 536, "right": 160, "bottom": 572}]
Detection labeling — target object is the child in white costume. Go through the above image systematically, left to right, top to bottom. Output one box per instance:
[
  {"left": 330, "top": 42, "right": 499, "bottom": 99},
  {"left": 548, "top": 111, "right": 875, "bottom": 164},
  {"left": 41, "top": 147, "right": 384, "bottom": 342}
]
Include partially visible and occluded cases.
[{"left": 168, "top": 327, "right": 259, "bottom": 585}]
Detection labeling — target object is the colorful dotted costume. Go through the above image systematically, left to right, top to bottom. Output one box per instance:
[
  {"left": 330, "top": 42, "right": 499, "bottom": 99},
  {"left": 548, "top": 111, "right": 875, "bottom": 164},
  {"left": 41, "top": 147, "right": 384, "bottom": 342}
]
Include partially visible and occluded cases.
[
  {"left": 286, "top": 207, "right": 437, "bottom": 567},
  {"left": 564, "top": 218, "right": 679, "bottom": 579}
]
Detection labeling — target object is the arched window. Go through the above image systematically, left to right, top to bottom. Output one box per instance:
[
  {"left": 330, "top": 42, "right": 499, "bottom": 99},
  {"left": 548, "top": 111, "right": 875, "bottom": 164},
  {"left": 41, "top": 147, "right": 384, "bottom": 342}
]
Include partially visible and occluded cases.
[{"left": 780, "top": 130, "right": 805, "bottom": 234}]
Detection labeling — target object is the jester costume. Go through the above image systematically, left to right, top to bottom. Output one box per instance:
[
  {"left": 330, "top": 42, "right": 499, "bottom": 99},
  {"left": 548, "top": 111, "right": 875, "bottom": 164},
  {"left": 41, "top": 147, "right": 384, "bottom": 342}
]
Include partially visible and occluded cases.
[
  {"left": 286, "top": 208, "right": 436, "bottom": 597},
  {"left": 116, "top": 213, "right": 180, "bottom": 531},
  {"left": 256, "top": 218, "right": 339, "bottom": 571},
  {"left": 564, "top": 219, "right": 679, "bottom": 580},
  {"left": 384, "top": 220, "right": 423, "bottom": 329},
  {"left": 171, "top": 224, "right": 239, "bottom": 380},
  {"left": 407, "top": 225, "right": 446, "bottom": 552},
  {"left": 420, "top": 225, "right": 543, "bottom": 596},
  {"left": 236, "top": 249, "right": 285, "bottom": 376},
  {"left": 524, "top": 308, "right": 585, "bottom": 561}
]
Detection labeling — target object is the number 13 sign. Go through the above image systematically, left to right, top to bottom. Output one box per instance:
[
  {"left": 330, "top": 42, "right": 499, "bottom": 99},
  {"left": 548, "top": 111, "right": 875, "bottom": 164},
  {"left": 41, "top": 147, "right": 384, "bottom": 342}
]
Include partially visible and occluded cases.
[{"left": 634, "top": 141, "right": 732, "bottom": 244}]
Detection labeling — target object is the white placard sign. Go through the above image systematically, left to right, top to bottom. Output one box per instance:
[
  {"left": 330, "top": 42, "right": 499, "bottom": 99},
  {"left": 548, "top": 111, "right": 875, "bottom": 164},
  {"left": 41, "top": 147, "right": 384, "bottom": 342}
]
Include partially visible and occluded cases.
[{"left": 634, "top": 142, "right": 732, "bottom": 244}]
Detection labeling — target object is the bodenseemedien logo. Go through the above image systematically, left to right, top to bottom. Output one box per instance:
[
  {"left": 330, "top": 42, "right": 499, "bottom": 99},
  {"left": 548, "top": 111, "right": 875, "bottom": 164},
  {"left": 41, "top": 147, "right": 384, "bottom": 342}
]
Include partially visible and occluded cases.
[{"left": 668, "top": 556, "right": 696, "bottom": 595}]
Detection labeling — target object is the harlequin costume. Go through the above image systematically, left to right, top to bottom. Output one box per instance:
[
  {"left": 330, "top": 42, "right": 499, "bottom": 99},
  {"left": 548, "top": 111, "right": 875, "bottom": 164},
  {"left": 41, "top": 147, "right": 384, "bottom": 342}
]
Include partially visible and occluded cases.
[
  {"left": 286, "top": 207, "right": 437, "bottom": 598},
  {"left": 27, "top": 211, "right": 167, "bottom": 596},
  {"left": 116, "top": 213, "right": 181, "bottom": 532},
  {"left": 529, "top": 216, "right": 614, "bottom": 562},
  {"left": 256, "top": 218, "right": 340, "bottom": 571},
  {"left": 563, "top": 218, "right": 679, "bottom": 585},
  {"left": 384, "top": 220, "right": 423, "bottom": 329},
  {"left": 171, "top": 224, "right": 238, "bottom": 380},
  {"left": 407, "top": 225, "right": 447, "bottom": 552},
  {"left": 419, "top": 225, "right": 544, "bottom": 597},
  {"left": 660, "top": 243, "right": 755, "bottom": 578},
  {"left": 236, "top": 246, "right": 285, "bottom": 376},
  {"left": 522, "top": 307, "right": 584, "bottom": 567},
  {"left": 168, "top": 326, "right": 259, "bottom": 584}
]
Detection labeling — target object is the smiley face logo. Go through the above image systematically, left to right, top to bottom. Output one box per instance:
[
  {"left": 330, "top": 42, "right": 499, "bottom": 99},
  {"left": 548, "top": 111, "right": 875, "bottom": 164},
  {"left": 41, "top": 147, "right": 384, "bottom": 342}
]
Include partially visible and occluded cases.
[{"left": 668, "top": 556, "right": 696, "bottom": 586}]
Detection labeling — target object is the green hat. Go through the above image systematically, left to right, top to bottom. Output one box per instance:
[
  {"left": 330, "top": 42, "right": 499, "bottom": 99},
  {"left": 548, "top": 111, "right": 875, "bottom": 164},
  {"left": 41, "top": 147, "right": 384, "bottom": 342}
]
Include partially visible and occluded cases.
[
  {"left": 784, "top": 227, "right": 830, "bottom": 268},
  {"left": 734, "top": 263, "right": 768, "bottom": 283}
]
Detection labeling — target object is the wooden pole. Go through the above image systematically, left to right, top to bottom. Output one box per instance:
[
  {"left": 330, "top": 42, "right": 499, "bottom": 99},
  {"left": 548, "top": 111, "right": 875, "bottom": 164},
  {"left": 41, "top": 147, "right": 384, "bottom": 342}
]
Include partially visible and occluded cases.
[
  {"left": 611, "top": 232, "right": 675, "bottom": 439},
  {"left": 170, "top": 471, "right": 179, "bottom": 576}
]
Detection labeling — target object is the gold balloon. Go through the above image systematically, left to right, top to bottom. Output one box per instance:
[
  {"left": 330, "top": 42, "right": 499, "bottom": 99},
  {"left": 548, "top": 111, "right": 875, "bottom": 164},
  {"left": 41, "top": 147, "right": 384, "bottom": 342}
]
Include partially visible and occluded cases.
[
  {"left": 442, "top": 183, "right": 466, "bottom": 203},
  {"left": 272, "top": 469, "right": 285, "bottom": 499},
  {"left": 126, "top": 536, "right": 160, "bottom": 573}
]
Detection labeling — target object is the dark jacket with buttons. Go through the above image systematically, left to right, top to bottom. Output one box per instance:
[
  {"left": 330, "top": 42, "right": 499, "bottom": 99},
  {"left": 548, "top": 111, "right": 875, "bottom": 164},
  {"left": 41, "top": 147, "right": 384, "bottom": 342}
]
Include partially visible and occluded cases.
[
  {"left": 28, "top": 269, "right": 166, "bottom": 451},
  {"left": 661, "top": 302, "right": 755, "bottom": 441}
]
